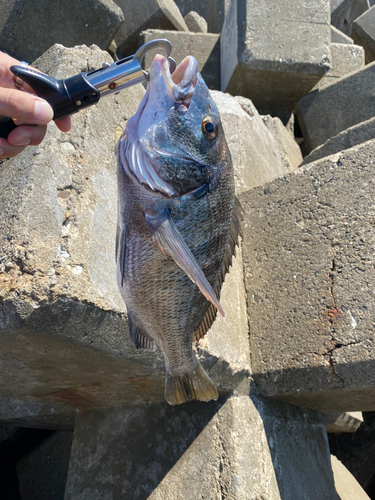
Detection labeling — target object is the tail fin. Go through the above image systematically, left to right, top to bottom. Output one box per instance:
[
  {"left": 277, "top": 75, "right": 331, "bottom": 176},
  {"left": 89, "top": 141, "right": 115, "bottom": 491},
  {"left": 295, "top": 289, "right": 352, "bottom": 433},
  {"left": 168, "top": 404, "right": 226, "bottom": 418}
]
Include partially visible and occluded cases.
[{"left": 164, "top": 362, "right": 218, "bottom": 405}]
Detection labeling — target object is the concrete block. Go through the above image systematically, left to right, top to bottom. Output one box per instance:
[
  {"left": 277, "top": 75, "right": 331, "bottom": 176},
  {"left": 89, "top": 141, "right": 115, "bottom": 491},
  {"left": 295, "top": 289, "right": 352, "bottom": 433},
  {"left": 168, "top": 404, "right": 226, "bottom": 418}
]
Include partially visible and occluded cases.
[
  {"left": 0, "top": 0, "right": 124, "bottom": 62},
  {"left": 114, "top": 0, "right": 188, "bottom": 57},
  {"left": 174, "top": 0, "right": 230, "bottom": 33},
  {"left": 220, "top": 0, "right": 331, "bottom": 114},
  {"left": 331, "top": 0, "right": 370, "bottom": 37},
  {"left": 331, "top": 0, "right": 347, "bottom": 11},
  {"left": 353, "top": 5, "right": 375, "bottom": 63},
  {"left": 184, "top": 11, "right": 208, "bottom": 32},
  {"left": 331, "top": 25, "right": 354, "bottom": 43},
  {"left": 139, "top": 29, "right": 220, "bottom": 90},
  {"left": 313, "top": 42, "right": 364, "bottom": 90},
  {"left": 0, "top": 43, "right": 250, "bottom": 410},
  {"left": 296, "top": 62, "right": 375, "bottom": 152},
  {"left": 210, "top": 93, "right": 293, "bottom": 195},
  {"left": 261, "top": 114, "right": 303, "bottom": 171},
  {"left": 302, "top": 116, "right": 375, "bottom": 165},
  {"left": 240, "top": 139, "right": 375, "bottom": 413},
  {"left": 64, "top": 394, "right": 336, "bottom": 500},
  {"left": 253, "top": 396, "right": 337, "bottom": 500},
  {"left": 0, "top": 399, "right": 76, "bottom": 430},
  {"left": 325, "top": 412, "right": 363, "bottom": 432},
  {"left": 329, "top": 412, "right": 375, "bottom": 492},
  {"left": 0, "top": 427, "right": 56, "bottom": 498},
  {"left": 17, "top": 431, "right": 73, "bottom": 500},
  {"left": 331, "top": 455, "right": 371, "bottom": 499}
]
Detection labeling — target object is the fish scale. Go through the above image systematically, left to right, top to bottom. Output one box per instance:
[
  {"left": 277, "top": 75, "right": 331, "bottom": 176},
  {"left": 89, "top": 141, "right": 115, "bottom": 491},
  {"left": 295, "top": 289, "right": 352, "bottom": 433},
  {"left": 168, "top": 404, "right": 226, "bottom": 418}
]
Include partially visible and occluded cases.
[{"left": 116, "top": 55, "right": 240, "bottom": 405}]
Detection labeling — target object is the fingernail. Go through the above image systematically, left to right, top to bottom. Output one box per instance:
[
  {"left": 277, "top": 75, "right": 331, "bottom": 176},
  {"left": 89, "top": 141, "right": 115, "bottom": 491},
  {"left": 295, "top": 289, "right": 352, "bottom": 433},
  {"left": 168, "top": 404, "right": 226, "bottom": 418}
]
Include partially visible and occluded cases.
[
  {"left": 33, "top": 99, "right": 53, "bottom": 123},
  {"left": 11, "top": 137, "right": 31, "bottom": 146}
]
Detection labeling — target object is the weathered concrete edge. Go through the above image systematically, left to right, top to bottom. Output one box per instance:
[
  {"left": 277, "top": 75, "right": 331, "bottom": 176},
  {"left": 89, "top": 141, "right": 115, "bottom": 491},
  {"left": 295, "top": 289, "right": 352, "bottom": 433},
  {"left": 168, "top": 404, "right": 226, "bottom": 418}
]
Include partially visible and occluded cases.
[{"left": 239, "top": 139, "right": 375, "bottom": 413}]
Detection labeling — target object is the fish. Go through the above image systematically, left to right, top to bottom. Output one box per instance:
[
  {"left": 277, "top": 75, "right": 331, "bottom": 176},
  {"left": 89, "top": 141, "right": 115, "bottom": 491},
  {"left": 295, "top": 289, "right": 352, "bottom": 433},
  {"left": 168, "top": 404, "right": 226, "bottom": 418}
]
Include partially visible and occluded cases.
[{"left": 116, "top": 53, "right": 242, "bottom": 405}]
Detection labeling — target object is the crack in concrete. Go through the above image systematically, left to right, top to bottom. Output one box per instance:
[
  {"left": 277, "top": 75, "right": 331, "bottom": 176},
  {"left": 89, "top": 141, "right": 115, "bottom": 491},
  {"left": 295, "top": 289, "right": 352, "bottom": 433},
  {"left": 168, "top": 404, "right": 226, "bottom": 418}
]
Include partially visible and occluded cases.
[
  {"left": 309, "top": 181, "right": 348, "bottom": 385},
  {"left": 325, "top": 254, "right": 346, "bottom": 384}
]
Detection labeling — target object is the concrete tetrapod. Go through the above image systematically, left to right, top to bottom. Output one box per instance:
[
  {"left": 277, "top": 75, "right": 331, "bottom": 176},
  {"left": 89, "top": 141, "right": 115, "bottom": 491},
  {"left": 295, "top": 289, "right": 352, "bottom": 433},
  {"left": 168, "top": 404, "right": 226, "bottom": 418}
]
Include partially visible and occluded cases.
[{"left": 241, "top": 139, "right": 375, "bottom": 413}]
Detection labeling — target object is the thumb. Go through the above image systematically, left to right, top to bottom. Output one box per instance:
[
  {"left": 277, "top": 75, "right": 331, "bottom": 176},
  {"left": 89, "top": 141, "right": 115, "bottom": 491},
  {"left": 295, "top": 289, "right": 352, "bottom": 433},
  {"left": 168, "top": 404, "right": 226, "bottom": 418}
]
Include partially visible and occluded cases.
[{"left": 0, "top": 87, "right": 53, "bottom": 124}]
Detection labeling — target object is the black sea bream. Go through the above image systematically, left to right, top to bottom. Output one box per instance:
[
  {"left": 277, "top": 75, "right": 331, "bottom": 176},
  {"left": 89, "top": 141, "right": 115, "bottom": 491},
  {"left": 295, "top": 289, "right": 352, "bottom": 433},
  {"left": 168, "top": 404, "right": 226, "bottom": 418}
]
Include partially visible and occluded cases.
[{"left": 116, "top": 54, "right": 242, "bottom": 405}]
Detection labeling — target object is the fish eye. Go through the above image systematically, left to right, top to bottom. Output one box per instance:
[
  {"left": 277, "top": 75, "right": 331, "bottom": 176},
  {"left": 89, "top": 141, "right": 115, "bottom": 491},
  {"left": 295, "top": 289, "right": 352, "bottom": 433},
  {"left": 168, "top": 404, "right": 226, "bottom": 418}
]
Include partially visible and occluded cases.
[{"left": 202, "top": 117, "right": 218, "bottom": 139}]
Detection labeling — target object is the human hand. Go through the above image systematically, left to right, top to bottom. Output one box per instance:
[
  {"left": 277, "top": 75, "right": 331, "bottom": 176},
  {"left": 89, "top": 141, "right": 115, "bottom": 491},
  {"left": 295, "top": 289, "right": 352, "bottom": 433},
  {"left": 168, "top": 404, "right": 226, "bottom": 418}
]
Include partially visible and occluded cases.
[{"left": 0, "top": 52, "right": 71, "bottom": 160}]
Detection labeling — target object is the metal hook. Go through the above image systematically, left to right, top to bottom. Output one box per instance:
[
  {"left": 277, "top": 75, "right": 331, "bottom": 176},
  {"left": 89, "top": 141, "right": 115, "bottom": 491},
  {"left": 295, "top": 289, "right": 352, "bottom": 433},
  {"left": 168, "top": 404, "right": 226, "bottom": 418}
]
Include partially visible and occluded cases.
[{"left": 134, "top": 39, "right": 176, "bottom": 81}]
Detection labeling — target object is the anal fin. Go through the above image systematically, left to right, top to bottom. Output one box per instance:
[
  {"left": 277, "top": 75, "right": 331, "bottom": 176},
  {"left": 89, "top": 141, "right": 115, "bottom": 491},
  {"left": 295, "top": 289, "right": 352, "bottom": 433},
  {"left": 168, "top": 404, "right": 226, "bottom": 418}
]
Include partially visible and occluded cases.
[{"left": 128, "top": 315, "right": 157, "bottom": 351}]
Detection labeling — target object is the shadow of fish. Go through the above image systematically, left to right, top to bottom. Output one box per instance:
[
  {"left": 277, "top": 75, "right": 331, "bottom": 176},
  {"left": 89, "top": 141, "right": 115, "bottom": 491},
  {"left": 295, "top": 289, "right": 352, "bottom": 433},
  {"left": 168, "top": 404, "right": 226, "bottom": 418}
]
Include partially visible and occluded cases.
[{"left": 116, "top": 54, "right": 242, "bottom": 405}]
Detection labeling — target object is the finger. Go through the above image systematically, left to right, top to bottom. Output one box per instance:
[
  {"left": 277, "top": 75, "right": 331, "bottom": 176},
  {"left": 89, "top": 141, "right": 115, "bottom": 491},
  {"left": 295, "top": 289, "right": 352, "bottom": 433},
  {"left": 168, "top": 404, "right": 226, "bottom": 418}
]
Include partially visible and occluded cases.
[
  {"left": 0, "top": 52, "right": 35, "bottom": 94},
  {"left": 0, "top": 52, "right": 21, "bottom": 87},
  {"left": 0, "top": 87, "right": 53, "bottom": 125},
  {"left": 55, "top": 116, "right": 71, "bottom": 133},
  {"left": 7, "top": 124, "right": 47, "bottom": 147},
  {"left": 0, "top": 138, "right": 26, "bottom": 160}
]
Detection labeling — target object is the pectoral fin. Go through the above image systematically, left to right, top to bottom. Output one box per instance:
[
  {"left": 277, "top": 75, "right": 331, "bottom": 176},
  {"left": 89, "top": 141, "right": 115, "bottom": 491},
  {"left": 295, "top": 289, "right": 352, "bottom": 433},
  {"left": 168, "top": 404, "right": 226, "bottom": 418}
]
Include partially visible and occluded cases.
[{"left": 145, "top": 209, "right": 224, "bottom": 317}]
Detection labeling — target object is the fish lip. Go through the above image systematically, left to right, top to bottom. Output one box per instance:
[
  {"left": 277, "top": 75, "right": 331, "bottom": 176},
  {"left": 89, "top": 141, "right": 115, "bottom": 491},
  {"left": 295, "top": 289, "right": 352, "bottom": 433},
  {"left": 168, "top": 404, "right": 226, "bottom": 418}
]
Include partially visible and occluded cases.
[{"left": 150, "top": 54, "right": 198, "bottom": 104}]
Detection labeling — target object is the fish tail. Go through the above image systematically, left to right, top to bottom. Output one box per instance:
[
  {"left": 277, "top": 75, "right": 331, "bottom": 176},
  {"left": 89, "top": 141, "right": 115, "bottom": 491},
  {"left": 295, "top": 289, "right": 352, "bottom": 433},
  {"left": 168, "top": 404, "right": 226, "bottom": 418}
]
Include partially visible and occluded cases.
[{"left": 164, "top": 362, "right": 218, "bottom": 405}]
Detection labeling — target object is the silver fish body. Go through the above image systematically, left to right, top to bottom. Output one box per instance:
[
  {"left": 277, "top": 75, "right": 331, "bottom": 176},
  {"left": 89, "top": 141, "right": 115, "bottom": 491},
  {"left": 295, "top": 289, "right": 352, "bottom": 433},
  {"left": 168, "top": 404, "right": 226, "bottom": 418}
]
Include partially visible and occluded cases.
[{"left": 116, "top": 55, "right": 242, "bottom": 405}]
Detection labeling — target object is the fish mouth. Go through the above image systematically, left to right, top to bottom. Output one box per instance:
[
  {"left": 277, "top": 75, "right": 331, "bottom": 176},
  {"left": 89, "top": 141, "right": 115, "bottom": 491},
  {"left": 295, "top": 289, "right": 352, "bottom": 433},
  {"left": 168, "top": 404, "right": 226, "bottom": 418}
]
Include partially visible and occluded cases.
[{"left": 150, "top": 54, "right": 198, "bottom": 107}]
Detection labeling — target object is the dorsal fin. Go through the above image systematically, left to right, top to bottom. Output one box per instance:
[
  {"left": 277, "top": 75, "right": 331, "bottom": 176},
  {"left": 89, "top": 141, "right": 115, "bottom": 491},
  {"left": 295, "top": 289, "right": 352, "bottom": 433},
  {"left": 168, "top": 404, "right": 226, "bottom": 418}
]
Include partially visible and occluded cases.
[
  {"left": 193, "top": 196, "right": 243, "bottom": 342},
  {"left": 145, "top": 208, "right": 225, "bottom": 316}
]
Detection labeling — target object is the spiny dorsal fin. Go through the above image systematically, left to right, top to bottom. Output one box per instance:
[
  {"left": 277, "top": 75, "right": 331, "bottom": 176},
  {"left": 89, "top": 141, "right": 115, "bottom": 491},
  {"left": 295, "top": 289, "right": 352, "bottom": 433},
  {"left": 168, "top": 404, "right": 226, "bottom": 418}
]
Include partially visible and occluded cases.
[{"left": 193, "top": 196, "right": 243, "bottom": 342}]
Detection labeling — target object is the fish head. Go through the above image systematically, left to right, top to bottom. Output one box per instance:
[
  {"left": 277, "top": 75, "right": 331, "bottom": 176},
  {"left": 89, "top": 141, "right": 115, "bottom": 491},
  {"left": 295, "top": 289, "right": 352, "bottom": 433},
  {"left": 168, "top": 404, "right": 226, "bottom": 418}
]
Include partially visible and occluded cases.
[{"left": 120, "top": 54, "right": 231, "bottom": 197}]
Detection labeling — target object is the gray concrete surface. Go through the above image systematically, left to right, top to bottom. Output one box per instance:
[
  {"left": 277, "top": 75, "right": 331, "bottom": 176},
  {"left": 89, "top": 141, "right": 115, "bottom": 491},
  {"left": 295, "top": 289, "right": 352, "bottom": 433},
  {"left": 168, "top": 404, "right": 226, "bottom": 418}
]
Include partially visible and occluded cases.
[
  {"left": 0, "top": 0, "right": 123, "bottom": 61},
  {"left": 114, "top": 0, "right": 188, "bottom": 57},
  {"left": 174, "top": 0, "right": 230, "bottom": 33},
  {"left": 221, "top": 0, "right": 331, "bottom": 113},
  {"left": 331, "top": 0, "right": 370, "bottom": 37},
  {"left": 353, "top": 5, "right": 375, "bottom": 62},
  {"left": 184, "top": 10, "right": 207, "bottom": 32},
  {"left": 331, "top": 25, "right": 354, "bottom": 44},
  {"left": 139, "top": 29, "right": 220, "bottom": 90},
  {"left": 313, "top": 42, "right": 364, "bottom": 90},
  {"left": 0, "top": 44, "right": 250, "bottom": 410},
  {"left": 296, "top": 61, "right": 375, "bottom": 152},
  {"left": 210, "top": 92, "right": 295, "bottom": 195},
  {"left": 261, "top": 114, "right": 303, "bottom": 171},
  {"left": 302, "top": 116, "right": 375, "bottom": 165},
  {"left": 240, "top": 139, "right": 375, "bottom": 413},
  {"left": 64, "top": 393, "right": 336, "bottom": 500},
  {"left": 253, "top": 396, "right": 337, "bottom": 500},
  {"left": 0, "top": 399, "right": 76, "bottom": 430},
  {"left": 326, "top": 412, "right": 363, "bottom": 432},
  {"left": 329, "top": 412, "right": 375, "bottom": 494},
  {"left": 17, "top": 431, "right": 73, "bottom": 500},
  {"left": 331, "top": 455, "right": 371, "bottom": 499}
]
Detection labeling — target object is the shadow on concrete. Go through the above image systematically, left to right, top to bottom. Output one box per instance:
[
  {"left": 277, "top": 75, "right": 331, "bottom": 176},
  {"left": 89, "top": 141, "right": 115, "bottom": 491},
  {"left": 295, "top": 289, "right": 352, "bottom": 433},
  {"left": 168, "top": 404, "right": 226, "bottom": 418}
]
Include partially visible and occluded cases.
[
  {"left": 251, "top": 358, "right": 375, "bottom": 414},
  {"left": 252, "top": 388, "right": 337, "bottom": 500},
  {"left": 65, "top": 397, "right": 227, "bottom": 499},
  {"left": 329, "top": 412, "right": 375, "bottom": 499},
  {"left": 0, "top": 428, "right": 54, "bottom": 500}
]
